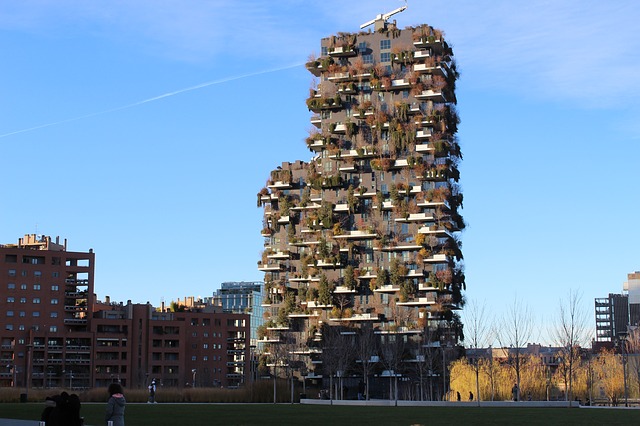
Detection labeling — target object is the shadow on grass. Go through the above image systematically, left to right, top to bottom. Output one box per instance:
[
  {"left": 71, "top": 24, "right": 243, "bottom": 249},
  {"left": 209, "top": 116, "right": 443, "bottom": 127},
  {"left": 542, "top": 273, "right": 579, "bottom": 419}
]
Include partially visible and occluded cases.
[{"left": 1, "top": 403, "right": 638, "bottom": 426}]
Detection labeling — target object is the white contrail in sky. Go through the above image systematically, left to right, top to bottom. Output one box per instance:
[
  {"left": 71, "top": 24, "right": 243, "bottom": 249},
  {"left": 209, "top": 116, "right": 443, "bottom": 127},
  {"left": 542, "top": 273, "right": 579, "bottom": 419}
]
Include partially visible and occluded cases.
[{"left": 0, "top": 63, "right": 303, "bottom": 139}]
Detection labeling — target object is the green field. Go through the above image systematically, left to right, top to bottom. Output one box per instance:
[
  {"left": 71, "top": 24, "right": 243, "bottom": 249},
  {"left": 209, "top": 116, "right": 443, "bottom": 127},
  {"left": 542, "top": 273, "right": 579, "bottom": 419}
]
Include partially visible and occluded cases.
[{"left": 1, "top": 403, "right": 638, "bottom": 426}]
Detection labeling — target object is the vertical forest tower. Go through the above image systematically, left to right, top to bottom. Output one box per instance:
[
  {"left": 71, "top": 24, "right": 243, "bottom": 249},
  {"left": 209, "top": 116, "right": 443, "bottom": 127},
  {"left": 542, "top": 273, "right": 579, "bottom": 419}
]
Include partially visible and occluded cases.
[{"left": 257, "top": 11, "right": 464, "bottom": 391}]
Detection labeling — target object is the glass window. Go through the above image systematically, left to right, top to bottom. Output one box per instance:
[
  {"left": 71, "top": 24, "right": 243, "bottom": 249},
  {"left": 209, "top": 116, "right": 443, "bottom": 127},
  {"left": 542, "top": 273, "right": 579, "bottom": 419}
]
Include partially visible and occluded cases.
[
  {"left": 380, "top": 39, "right": 391, "bottom": 50},
  {"left": 358, "top": 42, "right": 367, "bottom": 52},
  {"left": 321, "top": 46, "right": 328, "bottom": 56},
  {"left": 381, "top": 52, "right": 391, "bottom": 62},
  {"left": 362, "top": 54, "right": 373, "bottom": 64},
  {"left": 8, "top": 269, "right": 16, "bottom": 276},
  {"left": 34, "top": 271, "right": 41, "bottom": 277},
  {"left": 7, "top": 283, "right": 15, "bottom": 289},
  {"left": 20, "top": 284, "right": 27, "bottom": 290},
  {"left": 33, "top": 284, "right": 40, "bottom": 290},
  {"left": 51, "top": 285, "right": 59, "bottom": 291},
  {"left": 7, "top": 297, "right": 14, "bottom": 303},
  {"left": 20, "top": 298, "right": 26, "bottom": 304},
  {"left": 33, "top": 298, "right": 40, "bottom": 304},
  {"left": 51, "top": 299, "right": 58, "bottom": 304},
  {"left": 7, "top": 311, "right": 14, "bottom": 317},
  {"left": 19, "top": 311, "right": 25, "bottom": 317},
  {"left": 33, "top": 311, "right": 40, "bottom": 317},
  {"left": 51, "top": 312, "right": 57, "bottom": 318},
  {"left": 5, "top": 324, "right": 13, "bottom": 331},
  {"left": 49, "top": 326, "right": 57, "bottom": 332}
]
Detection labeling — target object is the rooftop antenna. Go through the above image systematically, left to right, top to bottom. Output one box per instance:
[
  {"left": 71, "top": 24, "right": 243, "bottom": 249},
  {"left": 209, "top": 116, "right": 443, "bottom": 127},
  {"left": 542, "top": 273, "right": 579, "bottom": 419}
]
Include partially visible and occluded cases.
[{"left": 360, "top": 1, "right": 408, "bottom": 30}]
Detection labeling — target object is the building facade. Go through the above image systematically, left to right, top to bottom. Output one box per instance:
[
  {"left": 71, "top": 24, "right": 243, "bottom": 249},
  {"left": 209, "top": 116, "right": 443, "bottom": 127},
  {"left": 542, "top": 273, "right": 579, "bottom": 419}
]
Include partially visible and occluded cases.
[
  {"left": 256, "top": 13, "right": 464, "bottom": 394},
  {"left": 0, "top": 234, "right": 95, "bottom": 389},
  {"left": 1, "top": 235, "right": 250, "bottom": 389},
  {"left": 594, "top": 271, "right": 640, "bottom": 348},
  {"left": 623, "top": 271, "right": 640, "bottom": 327},
  {"left": 212, "top": 281, "right": 265, "bottom": 348},
  {"left": 595, "top": 293, "right": 629, "bottom": 345},
  {"left": 91, "top": 301, "right": 249, "bottom": 389}
]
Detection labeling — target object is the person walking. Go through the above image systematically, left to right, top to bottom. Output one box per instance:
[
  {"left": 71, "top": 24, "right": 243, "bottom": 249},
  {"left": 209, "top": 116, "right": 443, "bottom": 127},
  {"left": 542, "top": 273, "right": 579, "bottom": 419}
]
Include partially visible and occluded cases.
[
  {"left": 148, "top": 379, "right": 157, "bottom": 403},
  {"left": 105, "top": 383, "right": 126, "bottom": 426},
  {"left": 511, "top": 383, "right": 519, "bottom": 401}
]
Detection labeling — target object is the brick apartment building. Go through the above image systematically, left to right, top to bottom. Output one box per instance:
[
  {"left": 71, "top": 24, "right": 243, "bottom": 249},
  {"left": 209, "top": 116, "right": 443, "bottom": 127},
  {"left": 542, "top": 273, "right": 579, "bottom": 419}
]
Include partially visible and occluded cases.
[{"left": 0, "top": 234, "right": 249, "bottom": 389}]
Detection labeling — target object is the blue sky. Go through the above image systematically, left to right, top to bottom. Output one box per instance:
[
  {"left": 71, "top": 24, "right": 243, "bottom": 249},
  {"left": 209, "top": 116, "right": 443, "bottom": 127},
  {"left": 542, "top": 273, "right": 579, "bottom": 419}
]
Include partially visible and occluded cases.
[{"left": 1, "top": 1, "right": 639, "bottom": 344}]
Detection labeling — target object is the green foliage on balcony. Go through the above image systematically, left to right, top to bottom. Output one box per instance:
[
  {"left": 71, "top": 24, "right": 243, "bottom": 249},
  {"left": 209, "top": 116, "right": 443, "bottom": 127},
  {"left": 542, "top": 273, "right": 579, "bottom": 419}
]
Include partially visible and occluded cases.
[
  {"left": 305, "top": 94, "right": 343, "bottom": 112},
  {"left": 309, "top": 173, "right": 343, "bottom": 190},
  {"left": 343, "top": 265, "right": 356, "bottom": 290},
  {"left": 318, "top": 274, "right": 333, "bottom": 306}
]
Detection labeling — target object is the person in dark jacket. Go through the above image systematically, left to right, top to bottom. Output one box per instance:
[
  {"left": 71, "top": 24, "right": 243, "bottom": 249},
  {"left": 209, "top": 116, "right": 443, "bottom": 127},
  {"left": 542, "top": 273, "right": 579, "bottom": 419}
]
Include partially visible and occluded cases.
[
  {"left": 105, "top": 383, "right": 126, "bottom": 426},
  {"left": 42, "top": 391, "right": 83, "bottom": 426}
]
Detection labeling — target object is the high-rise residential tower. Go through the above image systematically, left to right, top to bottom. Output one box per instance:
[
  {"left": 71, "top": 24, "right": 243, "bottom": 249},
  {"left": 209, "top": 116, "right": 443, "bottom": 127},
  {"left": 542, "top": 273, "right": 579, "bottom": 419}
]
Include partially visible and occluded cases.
[{"left": 257, "top": 12, "right": 464, "bottom": 397}]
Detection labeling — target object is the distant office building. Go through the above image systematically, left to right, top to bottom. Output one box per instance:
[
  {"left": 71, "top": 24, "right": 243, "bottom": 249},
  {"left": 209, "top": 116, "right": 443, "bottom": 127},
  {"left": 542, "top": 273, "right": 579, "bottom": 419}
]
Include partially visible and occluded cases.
[
  {"left": 0, "top": 234, "right": 250, "bottom": 389},
  {"left": 595, "top": 271, "right": 640, "bottom": 347},
  {"left": 623, "top": 271, "right": 640, "bottom": 327},
  {"left": 213, "top": 281, "right": 264, "bottom": 347},
  {"left": 595, "top": 293, "right": 629, "bottom": 344}
]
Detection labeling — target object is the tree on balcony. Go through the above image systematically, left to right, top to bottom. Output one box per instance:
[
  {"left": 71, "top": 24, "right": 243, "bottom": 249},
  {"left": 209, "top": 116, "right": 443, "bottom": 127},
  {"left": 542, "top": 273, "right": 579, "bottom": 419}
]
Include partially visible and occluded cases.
[
  {"left": 343, "top": 265, "right": 356, "bottom": 291},
  {"left": 318, "top": 275, "right": 333, "bottom": 306}
]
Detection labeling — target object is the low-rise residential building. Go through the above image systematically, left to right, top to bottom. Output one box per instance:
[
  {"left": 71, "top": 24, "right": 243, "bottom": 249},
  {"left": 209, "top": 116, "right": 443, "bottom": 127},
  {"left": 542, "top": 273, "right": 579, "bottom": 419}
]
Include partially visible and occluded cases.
[{"left": 0, "top": 234, "right": 250, "bottom": 389}]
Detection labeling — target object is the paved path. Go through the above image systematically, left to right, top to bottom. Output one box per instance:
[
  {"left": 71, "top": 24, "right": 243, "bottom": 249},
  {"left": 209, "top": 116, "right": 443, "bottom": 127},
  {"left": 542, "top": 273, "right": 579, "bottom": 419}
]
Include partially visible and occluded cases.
[{"left": 0, "top": 420, "right": 42, "bottom": 426}]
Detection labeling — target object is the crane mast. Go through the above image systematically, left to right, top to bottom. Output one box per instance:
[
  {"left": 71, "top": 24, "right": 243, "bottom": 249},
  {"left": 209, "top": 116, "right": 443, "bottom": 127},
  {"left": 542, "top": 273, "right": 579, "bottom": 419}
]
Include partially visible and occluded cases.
[{"left": 360, "top": 2, "right": 408, "bottom": 30}]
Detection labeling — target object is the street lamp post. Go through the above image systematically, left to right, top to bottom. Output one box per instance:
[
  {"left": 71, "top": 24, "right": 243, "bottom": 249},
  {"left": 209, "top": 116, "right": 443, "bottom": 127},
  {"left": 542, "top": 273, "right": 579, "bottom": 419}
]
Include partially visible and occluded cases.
[
  {"left": 440, "top": 337, "right": 448, "bottom": 401},
  {"left": 622, "top": 338, "right": 628, "bottom": 407},
  {"left": 47, "top": 366, "right": 54, "bottom": 389},
  {"left": 192, "top": 369, "right": 196, "bottom": 388},
  {"left": 64, "top": 370, "right": 73, "bottom": 389}
]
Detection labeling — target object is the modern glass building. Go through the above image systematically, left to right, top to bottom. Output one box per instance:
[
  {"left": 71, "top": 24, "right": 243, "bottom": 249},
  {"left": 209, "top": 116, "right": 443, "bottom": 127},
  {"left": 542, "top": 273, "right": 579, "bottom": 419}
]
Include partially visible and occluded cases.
[{"left": 213, "top": 281, "right": 264, "bottom": 347}]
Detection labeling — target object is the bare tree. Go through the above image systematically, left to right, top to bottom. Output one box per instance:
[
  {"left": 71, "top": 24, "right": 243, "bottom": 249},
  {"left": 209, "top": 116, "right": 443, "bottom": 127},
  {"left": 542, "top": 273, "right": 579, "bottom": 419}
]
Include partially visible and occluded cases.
[
  {"left": 552, "top": 289, "right": 589, "bottom": 404},
  {"left": 496, "top": 296, "right": 535, "bottom": 401},
  {"left": 464, "top": 300, "right": 492, "bottom": 405},
  {"left": 355, "top": 323, "right": 379, "bottom": 400},
  {"left": 321, "top": 324, "right": 355, "bottom": 402},
  {"left": 414, "top": 325, "right": 440, "bottom": 400},
  {"left": 624, "top": 328, "right": 640, "bottom": 404},
  {"left": 380, "top": 333, "right": 407, "bottom": 404}
]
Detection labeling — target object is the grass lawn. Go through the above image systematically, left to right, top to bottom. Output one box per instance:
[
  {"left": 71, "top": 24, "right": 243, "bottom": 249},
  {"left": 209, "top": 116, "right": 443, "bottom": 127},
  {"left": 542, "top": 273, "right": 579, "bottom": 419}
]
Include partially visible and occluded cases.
[{"left": 1, "top": 403, "right": 638, "bottom": 425}]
